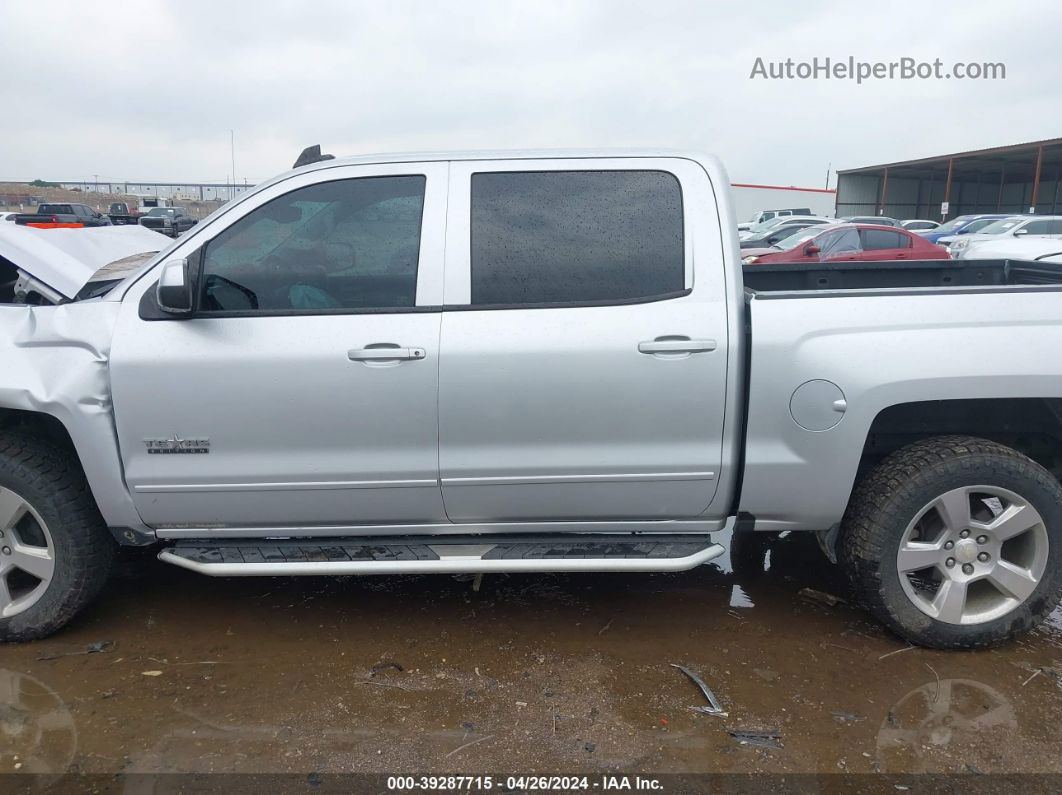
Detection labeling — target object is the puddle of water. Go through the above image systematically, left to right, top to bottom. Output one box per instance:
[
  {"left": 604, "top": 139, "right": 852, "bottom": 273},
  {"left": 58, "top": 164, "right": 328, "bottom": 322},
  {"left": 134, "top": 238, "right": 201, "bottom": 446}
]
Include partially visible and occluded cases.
[{"left": 1, "top": 533, "right": 1060, "bottom": 775}]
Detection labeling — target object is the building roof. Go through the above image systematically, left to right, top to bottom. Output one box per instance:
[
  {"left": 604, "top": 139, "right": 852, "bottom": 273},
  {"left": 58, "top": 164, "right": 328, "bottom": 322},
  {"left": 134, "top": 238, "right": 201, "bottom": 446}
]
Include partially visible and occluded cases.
[{"left": 838, "top": 137, "right": 1062, "bottom": 180}]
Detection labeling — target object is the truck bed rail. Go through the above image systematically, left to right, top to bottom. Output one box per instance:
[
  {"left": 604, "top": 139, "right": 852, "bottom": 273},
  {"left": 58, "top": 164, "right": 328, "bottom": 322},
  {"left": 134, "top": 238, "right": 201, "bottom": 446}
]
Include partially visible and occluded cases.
[{"left": 742, "top": 258, "right": 1062, "bottom": 294}]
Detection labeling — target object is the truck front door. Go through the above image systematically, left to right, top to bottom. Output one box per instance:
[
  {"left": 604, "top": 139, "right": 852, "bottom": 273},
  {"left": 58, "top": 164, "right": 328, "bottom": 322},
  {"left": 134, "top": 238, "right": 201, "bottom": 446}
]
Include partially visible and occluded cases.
[{"left": 110, "top": 163, "right": 448, "bottom": 531}]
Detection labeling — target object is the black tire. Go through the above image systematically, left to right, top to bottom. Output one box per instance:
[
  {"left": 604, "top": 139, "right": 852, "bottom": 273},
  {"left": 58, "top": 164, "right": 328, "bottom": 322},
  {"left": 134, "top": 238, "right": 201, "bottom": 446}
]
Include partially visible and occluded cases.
[
  {"left": 0, "top": 432, "right": 115, "bottom": 642},
  {"left": 840, "top": 435, "right": 1062, "bottom": 649}
]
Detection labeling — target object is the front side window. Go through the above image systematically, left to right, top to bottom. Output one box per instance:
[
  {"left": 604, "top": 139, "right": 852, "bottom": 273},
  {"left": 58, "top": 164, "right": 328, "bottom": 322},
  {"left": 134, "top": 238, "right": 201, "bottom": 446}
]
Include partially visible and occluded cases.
[
  {"left": 470, "top": 170, "right": 684, "bottom": 306},
  {"left": 199, "top": 175, "right": 425, "bottom": 313},
  {"left": 962, "top": 218, "right": 999, "bottom": 234},
  {"left": 818, "top": 228, "right": 862, "bottom": 258}
]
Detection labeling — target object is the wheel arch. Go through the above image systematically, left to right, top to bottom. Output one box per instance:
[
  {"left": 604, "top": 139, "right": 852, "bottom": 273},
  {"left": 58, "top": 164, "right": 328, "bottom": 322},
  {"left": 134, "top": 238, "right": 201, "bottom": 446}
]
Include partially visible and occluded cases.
[
  {"left": 816, "top": 398, "right": 1062, "bottom": 561},
  {"left": 855, "top": 398, "right": 1062, "bottom": 486},
  {"left": 0, "top": 406, "right": 149, "bottom": 542},
  {"left": 0, "top": 408, "right": 79, "bottom": 458}
]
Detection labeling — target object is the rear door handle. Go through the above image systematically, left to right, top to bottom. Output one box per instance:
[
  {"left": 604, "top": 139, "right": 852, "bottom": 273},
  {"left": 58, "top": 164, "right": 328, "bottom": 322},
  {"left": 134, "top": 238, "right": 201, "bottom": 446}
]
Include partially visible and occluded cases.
[
  {"left": 638, "top": 339, "right": 717, "bottom": 354},
  {"left": 348, "top": 346, "right": 426, "bottom": 361}
]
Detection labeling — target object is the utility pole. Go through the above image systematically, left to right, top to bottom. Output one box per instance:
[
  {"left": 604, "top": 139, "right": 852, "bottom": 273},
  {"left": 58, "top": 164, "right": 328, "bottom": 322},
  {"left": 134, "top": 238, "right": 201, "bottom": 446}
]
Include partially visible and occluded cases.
[
  {"left": 230, "top": 129, "right": 236, "bottom": 199},
  {"left": 824, "top": 162, "right": 831, "bottom": 190}
]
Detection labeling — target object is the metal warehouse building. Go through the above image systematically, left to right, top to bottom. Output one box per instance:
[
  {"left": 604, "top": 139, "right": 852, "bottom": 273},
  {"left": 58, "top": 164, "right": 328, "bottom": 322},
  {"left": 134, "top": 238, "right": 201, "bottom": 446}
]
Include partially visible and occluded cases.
[{"left": 836, "top": 137, "right": 1062, "bottom": 221}]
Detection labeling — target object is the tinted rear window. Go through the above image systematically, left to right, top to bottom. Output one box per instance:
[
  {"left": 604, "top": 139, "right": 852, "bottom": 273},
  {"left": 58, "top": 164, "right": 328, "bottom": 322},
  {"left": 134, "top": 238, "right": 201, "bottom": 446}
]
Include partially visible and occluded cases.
[
  {"left": 470, "top": 170, "right": 684, "bottom": 306},
  {"left": 861, "top": 229, "right": 909, "bottom": 250}
]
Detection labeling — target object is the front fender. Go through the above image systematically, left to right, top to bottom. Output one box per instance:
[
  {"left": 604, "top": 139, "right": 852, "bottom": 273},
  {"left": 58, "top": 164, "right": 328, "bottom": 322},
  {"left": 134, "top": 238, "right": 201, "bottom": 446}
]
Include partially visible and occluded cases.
[{"left": 0, "top": 301, "right": 149, "bottom": 532}]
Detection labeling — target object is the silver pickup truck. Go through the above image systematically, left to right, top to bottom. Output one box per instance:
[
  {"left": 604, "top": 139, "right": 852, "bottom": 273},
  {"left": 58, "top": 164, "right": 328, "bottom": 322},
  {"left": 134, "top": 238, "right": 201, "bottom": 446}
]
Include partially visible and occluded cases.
[{"left": 3, "top": 148, "right": 1062, "bottom": 650}]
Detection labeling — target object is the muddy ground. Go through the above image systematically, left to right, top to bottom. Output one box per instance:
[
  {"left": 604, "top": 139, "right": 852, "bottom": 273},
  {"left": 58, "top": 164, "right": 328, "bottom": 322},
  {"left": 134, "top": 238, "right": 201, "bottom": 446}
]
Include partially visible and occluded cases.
[{"left": 2, "top": 530, "right": 1061, "bottom": 777}]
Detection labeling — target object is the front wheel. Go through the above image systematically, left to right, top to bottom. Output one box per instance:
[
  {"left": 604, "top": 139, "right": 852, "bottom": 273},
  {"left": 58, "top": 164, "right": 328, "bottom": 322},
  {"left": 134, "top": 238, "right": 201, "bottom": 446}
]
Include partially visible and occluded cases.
[
  {"left": 0, "top": 433, "right": 115, "bottom": 642},
  {"left": 841, "top": 435, "right": 1062, "bottom": 649}
]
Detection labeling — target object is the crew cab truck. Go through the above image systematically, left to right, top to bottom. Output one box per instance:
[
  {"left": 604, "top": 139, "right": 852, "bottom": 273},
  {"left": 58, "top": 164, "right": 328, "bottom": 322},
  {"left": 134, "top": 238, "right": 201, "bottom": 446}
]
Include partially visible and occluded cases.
[
  {"left": 3, "top": 148, "right": 1062, "bottom": 649},
  {"left": 107, "top": 202, "right": 141, "bottom": 226},
  {"left": 14, "top": 203, "right": 113, "bottom": 228},
  {"left": 138, "top": 206, "right": 196, "bottom": 237}
]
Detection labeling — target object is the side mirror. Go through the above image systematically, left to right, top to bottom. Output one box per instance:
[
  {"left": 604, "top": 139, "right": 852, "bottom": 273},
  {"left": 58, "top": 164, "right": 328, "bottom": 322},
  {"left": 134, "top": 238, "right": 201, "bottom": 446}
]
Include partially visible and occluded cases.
[
  {"left": 1014, "top": 228, "right": 1029, "bottom": 236},
  {"left": 805, "top": 244, "right": 821, "bottom": 256},
  {"left": 156, "top": 258, "right": 193, "bottom": 314}
]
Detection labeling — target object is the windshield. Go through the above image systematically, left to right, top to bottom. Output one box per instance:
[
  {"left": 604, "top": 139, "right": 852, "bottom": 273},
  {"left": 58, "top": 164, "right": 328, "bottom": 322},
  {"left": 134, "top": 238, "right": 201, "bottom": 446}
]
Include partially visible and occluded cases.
[
  {"left": 147, "top": 208, "right": 178, "bottom": 216},
  {"left": 747, "top": 214, "right": 811, "bottom": 232},
  {"left": 934, "top": 215, "right": 978, "bottom": 233},
  {"left": 746, "top": 216, "right": 796, "bottom": 234},
  {"left": 972, "top": 217, "right": 1025, "bottom": 235},
  {"left": 768, "top": 225, "right": 814, "bottom": 245},
  {"left": 777, "top": 228, "right": 824, "bottom": 248},
  {"left": 76, "top": 251, "right": 160, "bottom": 299}
]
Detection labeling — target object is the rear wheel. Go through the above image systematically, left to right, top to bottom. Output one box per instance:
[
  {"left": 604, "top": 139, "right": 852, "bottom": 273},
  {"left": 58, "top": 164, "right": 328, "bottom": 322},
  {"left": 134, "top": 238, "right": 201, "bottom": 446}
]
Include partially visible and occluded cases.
[
  {"left": 0, "top": 433, "right": 115, "bottom": 642},
  {"left": 841, "top": 435, "right": 1062, "bottom": 649}
]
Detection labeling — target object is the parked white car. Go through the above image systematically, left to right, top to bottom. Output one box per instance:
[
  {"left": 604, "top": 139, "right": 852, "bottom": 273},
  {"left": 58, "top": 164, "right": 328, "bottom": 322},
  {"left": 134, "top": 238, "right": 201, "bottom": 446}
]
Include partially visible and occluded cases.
[
  {"left": 738, "top": 215, "right": 833, "bottom": 240},
  {"left": 947, "top": 216, "right": 1062, "bottom": 257},
  {"left": 954, "top": 235, "right": 1062, "bottom": 262}
]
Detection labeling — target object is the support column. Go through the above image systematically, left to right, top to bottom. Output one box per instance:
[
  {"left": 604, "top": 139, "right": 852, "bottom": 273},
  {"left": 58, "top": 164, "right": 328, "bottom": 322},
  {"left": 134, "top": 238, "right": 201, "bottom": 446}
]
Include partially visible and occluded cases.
[
  {"left": 1030, "top": 145, "right": 1044, "bottom": 213},
  {"left": 942, "top": 158, "right": 954, "bottom": 219},
  {"left": 877, "top": 167, "right": 889, "bottom": 216},
  {"left": 924, "top": 170, "right": 935, "bottom": 219}
]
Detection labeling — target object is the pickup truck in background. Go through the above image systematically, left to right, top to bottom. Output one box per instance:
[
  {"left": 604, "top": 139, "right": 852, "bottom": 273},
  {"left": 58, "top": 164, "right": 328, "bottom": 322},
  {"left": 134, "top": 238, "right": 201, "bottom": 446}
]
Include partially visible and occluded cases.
[
  {"left": 2, "top": 148, "right": 1062, "bottom": 651},
  {"left": 107, "top": 202, "right": 141, "bottom": 226},
  {"left": 14, "top": 203, "right": 113, "bottom": 228},
  {"left": 138, "top": 206, "right": 196, "bottom": 237}
]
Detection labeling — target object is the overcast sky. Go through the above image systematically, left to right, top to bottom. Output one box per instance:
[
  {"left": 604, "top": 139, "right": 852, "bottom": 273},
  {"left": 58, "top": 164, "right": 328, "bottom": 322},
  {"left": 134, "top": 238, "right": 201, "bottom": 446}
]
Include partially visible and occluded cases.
[{"left": 2, "top": 0, "right": 1059, "bottom": 188}]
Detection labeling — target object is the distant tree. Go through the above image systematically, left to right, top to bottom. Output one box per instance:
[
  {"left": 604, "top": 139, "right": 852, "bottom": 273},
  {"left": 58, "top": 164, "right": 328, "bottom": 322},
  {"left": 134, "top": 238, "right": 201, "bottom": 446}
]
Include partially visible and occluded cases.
[{"left": 29, "top": 179, "right": 60, "bottom": 188}]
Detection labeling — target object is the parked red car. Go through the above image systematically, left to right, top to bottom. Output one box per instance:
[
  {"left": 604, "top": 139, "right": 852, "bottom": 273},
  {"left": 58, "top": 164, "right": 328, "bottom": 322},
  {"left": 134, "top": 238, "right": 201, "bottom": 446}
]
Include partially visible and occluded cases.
[{"left": 742, "top": 223, "right": 950, "bottom": 265}]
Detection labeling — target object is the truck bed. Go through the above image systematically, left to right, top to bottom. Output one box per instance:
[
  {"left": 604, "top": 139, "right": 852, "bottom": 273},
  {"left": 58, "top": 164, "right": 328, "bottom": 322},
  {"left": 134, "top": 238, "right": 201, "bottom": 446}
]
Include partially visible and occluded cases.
[
  {"left": 738, "top": 257, "right": 1062, "bottom": 535},
  {"left": 742, "top": 258, "right": 1062, "bottom": 294}
]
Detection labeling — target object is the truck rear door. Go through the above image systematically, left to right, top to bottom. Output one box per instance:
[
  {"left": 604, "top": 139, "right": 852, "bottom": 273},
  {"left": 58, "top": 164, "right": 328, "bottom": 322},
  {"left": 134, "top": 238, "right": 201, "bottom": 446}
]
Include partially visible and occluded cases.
[{"left": 437, "top": 157, "right": 730, "bottom": 523}]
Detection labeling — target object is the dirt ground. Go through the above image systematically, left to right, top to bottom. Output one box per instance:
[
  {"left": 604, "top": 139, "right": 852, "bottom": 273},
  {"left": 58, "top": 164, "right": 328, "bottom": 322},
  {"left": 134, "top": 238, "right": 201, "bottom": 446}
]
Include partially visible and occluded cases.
[{"left": 2, "top": 529, "right": 1061, "bottom": 778}]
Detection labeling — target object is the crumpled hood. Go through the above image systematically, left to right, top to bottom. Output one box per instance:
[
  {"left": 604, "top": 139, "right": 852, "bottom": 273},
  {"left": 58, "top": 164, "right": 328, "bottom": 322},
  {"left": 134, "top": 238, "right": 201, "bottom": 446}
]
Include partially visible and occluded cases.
[{"left": 0, "top": 224, "right": 171, "bottom": 299}]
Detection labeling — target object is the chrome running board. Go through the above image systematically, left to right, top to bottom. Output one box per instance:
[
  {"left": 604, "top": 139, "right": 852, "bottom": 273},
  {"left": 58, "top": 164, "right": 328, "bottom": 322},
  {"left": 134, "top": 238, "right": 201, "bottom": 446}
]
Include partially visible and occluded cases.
[{"left": 157, "top": 534, "right": 726, "bottom": 577}]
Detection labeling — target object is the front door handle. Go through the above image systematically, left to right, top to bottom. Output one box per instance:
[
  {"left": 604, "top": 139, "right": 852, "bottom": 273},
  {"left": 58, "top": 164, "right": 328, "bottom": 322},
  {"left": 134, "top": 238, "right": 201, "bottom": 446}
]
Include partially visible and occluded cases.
[
  {"left": 638, "top": 338, "right": 717, "bottom": 355},
  {"left": 348, "top": 346, "right": 426, "bottom": 362}
]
